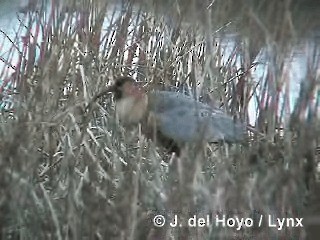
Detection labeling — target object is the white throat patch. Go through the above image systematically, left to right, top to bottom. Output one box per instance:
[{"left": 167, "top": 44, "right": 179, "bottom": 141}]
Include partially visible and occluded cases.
[{"left": 115, "top": 95, "right": 148, "bottom": 124}]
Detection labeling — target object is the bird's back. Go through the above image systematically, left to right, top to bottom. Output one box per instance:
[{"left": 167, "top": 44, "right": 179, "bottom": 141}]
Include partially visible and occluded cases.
[{"left": 147, "top": 90, "right": 246, "bottom": 144}]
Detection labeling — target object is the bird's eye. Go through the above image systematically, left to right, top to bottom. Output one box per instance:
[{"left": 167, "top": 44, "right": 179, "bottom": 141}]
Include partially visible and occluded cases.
[
  {"left": 115, "top": 77, "right": 130, "bottom": 89},
  {"left": 115, "top": 80, "right": 123, "bottom": 87}
]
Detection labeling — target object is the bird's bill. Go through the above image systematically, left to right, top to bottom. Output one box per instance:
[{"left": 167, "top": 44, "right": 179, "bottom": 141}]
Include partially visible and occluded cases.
[
  {"left": 90, "top": 84, "right": 116, "bottom": 102},
  {"left": 105, "top": 84, "right": 117, "bottom": 93}
]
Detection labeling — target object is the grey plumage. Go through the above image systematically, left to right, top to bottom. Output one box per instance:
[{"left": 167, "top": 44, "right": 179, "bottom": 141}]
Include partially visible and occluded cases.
[
  {"left": 101, "top": 76, "right": 246, "bottom": 154},
  {"left": 148, "top": 91, "right": 245, "bottom": 144}
]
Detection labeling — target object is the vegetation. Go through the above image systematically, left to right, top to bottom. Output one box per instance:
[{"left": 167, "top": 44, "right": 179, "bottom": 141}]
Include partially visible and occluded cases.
[{"left": 0, "top": 0, "right": 319, "bottom": 239}]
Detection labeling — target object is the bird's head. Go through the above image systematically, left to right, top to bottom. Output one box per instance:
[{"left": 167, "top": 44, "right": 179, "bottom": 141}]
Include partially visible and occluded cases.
[
  {"left": 104, "top": 76, "right": 148, "bottom": 124},
  {"left": 106, "top": 76, "right": 145, "bottom": 101}
]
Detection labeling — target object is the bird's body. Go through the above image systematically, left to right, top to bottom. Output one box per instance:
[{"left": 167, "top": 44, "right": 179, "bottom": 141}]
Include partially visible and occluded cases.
[
  {"left": 104, "top": 76, "right": 246, "bottom": 154},
  {"left": 147, "top": 91, "right": 245, "bottom": 144}
]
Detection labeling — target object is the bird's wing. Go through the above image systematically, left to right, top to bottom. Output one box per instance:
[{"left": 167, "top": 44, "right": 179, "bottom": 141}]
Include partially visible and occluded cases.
[
  {"left": 148, "top": 91, "right": 245, "bottom": 143},
  {"left": 149, "top": 91, "right": 205, "bottom": 112},
  {"left": 203, "top": 109, "right": 246, "bottom": 142}
]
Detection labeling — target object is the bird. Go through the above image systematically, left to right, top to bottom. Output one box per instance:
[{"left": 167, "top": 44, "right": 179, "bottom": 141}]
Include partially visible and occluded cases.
[{"left": 97, "top": 76, "right": 246, "bottom": 155}]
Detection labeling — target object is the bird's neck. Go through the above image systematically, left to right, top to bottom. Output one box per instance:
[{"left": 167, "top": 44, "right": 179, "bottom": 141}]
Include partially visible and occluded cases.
[{"left": 115, "top": 93, "right": 148, "bottom": 124}]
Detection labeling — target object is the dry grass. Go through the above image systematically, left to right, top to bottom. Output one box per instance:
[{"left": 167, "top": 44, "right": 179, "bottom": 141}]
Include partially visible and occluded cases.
[{"left": 0, "top": 0, "right": 319, "bottom": 239}]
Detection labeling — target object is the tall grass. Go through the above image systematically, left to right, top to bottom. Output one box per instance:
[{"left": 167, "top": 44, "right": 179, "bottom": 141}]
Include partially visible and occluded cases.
[{"left": 0, "top": 0, "right": 319, "bottom": 239}]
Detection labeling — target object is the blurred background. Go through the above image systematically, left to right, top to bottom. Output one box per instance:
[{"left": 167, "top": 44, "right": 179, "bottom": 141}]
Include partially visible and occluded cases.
[{"left": 0, "top": 0, "right": 319, "bottom": 239}]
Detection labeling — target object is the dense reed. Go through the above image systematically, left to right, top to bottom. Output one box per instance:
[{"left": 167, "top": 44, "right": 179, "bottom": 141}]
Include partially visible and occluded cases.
[{"left": 0, "top": 0, "right": 319, "bottom": 239}]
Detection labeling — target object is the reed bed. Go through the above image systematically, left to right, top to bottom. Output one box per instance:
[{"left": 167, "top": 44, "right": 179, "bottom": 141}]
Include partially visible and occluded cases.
[{"left": 0, "top": 0, "right": 319, "bottom": 239}]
